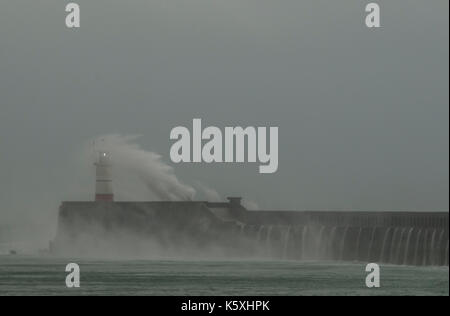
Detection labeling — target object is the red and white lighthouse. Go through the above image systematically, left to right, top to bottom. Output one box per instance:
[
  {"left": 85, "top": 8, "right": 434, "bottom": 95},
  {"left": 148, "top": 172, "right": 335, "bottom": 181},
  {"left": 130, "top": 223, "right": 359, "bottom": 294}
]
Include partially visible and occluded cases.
[{"left": 95, "top": 152, "right": 114, "bottom": 202}]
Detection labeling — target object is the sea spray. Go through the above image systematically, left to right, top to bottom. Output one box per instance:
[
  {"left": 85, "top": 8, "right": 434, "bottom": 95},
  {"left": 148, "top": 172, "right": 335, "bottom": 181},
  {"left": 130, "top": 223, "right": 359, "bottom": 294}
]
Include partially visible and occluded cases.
[{"left": 91, "top": 134, "right": 195, "bottom": 201}]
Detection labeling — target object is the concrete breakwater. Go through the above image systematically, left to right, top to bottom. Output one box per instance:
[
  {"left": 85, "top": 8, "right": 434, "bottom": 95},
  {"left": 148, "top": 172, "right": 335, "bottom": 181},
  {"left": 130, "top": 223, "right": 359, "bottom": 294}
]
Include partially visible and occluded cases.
[{"left": 51, "top": 199, "right": 448, "bottom": 266}]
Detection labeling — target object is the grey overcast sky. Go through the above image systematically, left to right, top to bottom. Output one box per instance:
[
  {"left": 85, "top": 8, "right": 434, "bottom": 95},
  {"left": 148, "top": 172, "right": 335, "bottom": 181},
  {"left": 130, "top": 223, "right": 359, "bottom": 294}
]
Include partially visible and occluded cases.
[{"left": 0, "top": 1, "right": 448, "bottom": 230}]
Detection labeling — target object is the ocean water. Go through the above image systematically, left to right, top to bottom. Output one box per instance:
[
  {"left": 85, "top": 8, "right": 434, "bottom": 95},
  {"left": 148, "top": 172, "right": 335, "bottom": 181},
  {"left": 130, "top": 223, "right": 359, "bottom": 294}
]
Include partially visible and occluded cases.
[{"left": 0, "top": 255, "right": 448, "bottom": 296}]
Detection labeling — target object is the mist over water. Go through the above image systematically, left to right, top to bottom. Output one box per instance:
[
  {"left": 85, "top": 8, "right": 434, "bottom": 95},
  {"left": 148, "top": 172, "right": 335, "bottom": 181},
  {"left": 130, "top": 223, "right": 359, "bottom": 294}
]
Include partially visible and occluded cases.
[{"left": 1, "top": 133, "right": 258, "bottom": 256}]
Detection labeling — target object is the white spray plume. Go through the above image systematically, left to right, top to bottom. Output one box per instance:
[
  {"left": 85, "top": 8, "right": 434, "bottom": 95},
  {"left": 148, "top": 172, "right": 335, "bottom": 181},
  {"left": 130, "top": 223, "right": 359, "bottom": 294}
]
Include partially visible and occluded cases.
[
  {"left": 86, "top": 134, "right": 259, "bottom": 208},
  {"left": 91, "top": 134, "right": 195, "bottom": 201},
  {"left": 193, "top": 181, "right": 222, "bottom": 202}
]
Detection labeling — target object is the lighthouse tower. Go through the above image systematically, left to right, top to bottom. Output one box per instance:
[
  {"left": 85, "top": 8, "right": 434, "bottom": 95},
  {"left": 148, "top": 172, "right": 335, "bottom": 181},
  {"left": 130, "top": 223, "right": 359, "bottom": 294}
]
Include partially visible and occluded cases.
[{"left": 95, "top": 152, "right": 114, "bottom": 202}]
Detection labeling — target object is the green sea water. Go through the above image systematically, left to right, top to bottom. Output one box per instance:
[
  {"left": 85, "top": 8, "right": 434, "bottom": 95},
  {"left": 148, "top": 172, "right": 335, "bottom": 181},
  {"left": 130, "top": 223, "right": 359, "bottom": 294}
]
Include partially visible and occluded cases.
[{"left": 0, "top": 255, "right": 448, "bottom": 296}]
